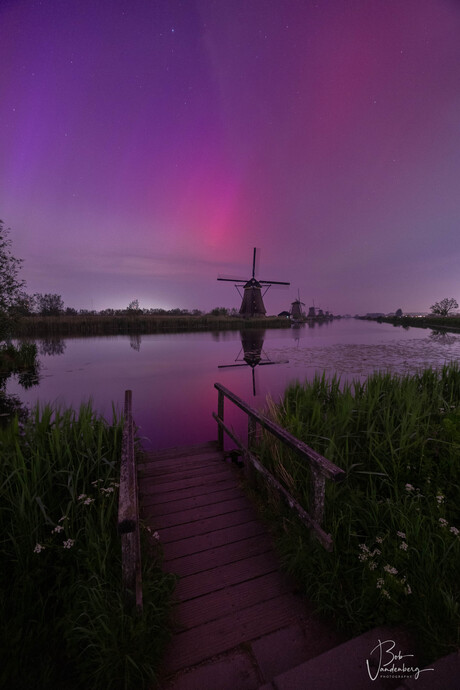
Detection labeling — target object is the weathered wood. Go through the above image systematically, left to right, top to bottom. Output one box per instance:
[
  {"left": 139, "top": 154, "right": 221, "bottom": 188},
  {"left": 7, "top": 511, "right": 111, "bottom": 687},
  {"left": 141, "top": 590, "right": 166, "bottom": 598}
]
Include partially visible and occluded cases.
[
  {"left": 214, "top": 383, "right": 345, "bottom": 481},
  {"left": 217, "top": 388, "right": 224, "bottom": 450},
  {"left": 118, "top": 390, "right": 142, "bottom": 612},
  {"left": 118, "top": 390, "right": 136, "bottom": 534},
  {"left": 246, "top": 449, "right": 333, "bottom": 551},
  {"left": 311, "top": 468, "right": 326, "bottom": 525},
  {"left": 141, "top": 485, "right": 243, "bottom": 514},
  {"left": 153, "top": 507, "right": 256, "bottom": 544},
  {"left": 162, "top": 520, "right": 266, "bottom": 561},
  {"left": 164, "top": 533, "right": 273, "bottom": 578},
  {"left": 163, "top": 594, "right": 303, "bottom": 673}
]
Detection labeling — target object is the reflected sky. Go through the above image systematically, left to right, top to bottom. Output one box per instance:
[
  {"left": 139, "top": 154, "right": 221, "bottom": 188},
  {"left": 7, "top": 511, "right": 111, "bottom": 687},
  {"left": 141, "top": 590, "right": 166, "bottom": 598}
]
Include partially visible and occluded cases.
[{"left": 7, "top": 320, "right": 460, "bottom": 450}]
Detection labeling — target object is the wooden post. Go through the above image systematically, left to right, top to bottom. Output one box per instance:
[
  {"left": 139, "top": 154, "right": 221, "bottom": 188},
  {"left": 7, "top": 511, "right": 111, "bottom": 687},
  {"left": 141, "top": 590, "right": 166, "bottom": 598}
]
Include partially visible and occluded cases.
[
  {"left": 217, "top": 389, "right": 224, "bottom": 450},
  {"left": 310, "top": 468, "right": 326, "bottom": 526}
]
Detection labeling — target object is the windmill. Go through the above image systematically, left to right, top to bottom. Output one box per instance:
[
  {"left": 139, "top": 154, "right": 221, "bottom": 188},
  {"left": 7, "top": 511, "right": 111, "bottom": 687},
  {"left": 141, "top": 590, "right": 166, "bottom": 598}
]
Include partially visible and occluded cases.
[
  {"left": 217, "top": 247, "right": 290, "bottom": 317},
  {"left": 290, "top": 289, "right": 306, "bottom": 322},
  {"left": 218, "top": 330, "right": 288, "bottom": 396}
]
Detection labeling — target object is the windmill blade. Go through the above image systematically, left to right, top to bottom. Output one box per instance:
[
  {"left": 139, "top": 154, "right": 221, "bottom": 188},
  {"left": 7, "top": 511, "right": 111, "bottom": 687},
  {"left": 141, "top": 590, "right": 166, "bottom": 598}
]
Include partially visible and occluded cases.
[
  {"left": 252, "top": 247, "right": 257, "bottom": 278},
  {"left": 217, "top": 273, "right": 248, "bottom": 281},
  {"left": 258, "top": 279, "right": 291, "bottom": 285},
  {"left": 259, "top": 359, "right": 289, "bottom": 366},
  {"left": 218, "top": 363, "right": 249, "bottom": 369},
  {"left": 252, "top": 367, "right": 256, "bottom": 396}
]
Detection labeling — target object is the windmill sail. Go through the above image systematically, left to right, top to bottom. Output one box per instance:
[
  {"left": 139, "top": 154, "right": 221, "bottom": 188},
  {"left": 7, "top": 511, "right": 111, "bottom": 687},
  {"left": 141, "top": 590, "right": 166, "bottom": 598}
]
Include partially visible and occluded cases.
[{"left": 217, "top": 248, "right": 290, "bottom": 317}]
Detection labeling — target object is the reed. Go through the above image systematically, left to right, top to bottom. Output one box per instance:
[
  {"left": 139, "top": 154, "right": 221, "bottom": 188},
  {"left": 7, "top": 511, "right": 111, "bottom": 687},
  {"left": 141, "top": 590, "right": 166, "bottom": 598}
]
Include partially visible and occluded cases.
[
  {"left": 13, "top": 313, "right": 290, "bottom": 338},
  {"left": 255, "top": 364, "right": 460, "bottom": 663},
  {"left": 0, "top": 403, "right": 175, "bottom": 690}
]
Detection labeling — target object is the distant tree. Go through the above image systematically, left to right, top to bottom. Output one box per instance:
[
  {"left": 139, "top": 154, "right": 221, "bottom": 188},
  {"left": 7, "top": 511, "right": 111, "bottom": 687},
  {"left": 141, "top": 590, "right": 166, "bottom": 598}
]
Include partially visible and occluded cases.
[
  {"left": 0, "top": 220, "right": 26, "bottom": 341},
  {"left": 35, "top": 293, "right": 64, "bottom": 316},
  {"left": 430, "top": 297, "right": 458, "bottom": 317},
  {"left": 127, "top": 299, "right": 140, "bottom": 312},
  {"left": 65, "top": 307, "right": 77, "bottom": 316},
  {"left": 395, "top": 308, "right": 403, "bottom": 317},
  {"left": 191, "top": 309, "right": 203, "bottom": 316}
]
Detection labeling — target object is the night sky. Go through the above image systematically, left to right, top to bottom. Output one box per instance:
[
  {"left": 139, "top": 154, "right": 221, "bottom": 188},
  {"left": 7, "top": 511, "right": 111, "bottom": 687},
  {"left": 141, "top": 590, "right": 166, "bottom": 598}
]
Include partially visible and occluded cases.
[{"left": 1, "top": 0, "right": 459, "bottom": 315}]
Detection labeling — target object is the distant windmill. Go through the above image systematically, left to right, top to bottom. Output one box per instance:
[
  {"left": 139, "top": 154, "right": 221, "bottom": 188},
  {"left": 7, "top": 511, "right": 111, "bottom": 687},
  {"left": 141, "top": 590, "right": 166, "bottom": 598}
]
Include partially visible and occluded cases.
[
  {"left": 217, "top": 247, "right": 290, "bottom": 317},
  {"left": 290, "top": 289, "right": 306, "bottom": 321}
]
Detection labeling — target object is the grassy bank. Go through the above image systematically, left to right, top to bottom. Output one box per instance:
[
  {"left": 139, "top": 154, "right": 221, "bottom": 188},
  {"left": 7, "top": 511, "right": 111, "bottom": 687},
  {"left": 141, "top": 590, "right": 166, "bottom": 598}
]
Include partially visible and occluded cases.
[
  {"left": 13, "top": 313, "right": 291, "bottom": 337},
  {"left": 369, "top": 315, "right": 460, "bottom": 332},
  {"left": 255, "top": 364, "right": 460, "bottom": 663},
  {"left": 0, "top": 403, "right": 175, "bottom": 689}
]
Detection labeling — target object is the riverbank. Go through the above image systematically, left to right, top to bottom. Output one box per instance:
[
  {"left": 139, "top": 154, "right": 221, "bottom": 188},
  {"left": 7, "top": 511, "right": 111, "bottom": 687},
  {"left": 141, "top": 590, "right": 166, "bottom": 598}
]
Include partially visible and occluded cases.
[
  {"left": 12, "top": 313, "right": 291, "bottom": 338},
  {"left": 364, "top": 314, "right": 460, "bottom": 332},
  {"left": 254, "top": 364, "right": 460, "bottom": 664},
  {"left": 0, "top": 403, "right": 175, "bottom": 689}
]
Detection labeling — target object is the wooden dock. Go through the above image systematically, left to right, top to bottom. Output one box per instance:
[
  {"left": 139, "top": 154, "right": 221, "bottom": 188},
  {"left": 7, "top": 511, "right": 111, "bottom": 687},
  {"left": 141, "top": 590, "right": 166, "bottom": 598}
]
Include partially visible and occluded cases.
[{"left": 138, "top": 441, "right": 343, "bottom": 688}]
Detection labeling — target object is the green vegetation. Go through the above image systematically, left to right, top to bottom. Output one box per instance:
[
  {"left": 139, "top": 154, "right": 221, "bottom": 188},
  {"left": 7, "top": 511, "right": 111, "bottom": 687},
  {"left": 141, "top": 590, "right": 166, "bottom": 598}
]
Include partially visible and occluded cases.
[
  {"left": 13, "top": 312, "right": 291, "bottom": 337},
  {"left": 370, "top": 314, "right": 460, "bottom": 331},
  {"left": 255, "top": 365, "right": 460, "bottom": 662},
  {"left": 0, "top": 403, "right": 175, "bottom": 690}
]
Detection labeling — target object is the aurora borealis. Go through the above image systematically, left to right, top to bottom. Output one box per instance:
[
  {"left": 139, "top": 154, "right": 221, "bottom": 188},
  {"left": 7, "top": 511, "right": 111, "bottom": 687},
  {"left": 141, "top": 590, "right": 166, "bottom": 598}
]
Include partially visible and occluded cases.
[{"left": 1, "top": 0, "right": 459, "bottom": 314}]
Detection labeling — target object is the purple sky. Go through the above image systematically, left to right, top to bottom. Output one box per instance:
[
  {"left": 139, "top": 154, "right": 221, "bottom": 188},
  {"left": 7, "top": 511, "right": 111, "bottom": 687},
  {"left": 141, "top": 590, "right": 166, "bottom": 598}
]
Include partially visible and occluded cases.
[{"left": 1, "top": 0, "right": 459, "bottom": 315}]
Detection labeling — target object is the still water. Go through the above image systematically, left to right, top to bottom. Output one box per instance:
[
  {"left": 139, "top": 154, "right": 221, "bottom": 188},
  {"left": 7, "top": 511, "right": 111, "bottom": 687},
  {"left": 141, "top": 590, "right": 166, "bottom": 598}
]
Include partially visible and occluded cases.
[{"left": 7, "top": 319, "right": 460, "bottom": 450}]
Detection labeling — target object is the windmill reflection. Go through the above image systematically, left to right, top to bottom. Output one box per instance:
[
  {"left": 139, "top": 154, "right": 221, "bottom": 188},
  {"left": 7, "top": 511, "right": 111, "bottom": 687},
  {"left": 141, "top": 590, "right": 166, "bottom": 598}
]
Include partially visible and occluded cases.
[{"left": 218, "top": 329, "right": 288, "bottom": 396}]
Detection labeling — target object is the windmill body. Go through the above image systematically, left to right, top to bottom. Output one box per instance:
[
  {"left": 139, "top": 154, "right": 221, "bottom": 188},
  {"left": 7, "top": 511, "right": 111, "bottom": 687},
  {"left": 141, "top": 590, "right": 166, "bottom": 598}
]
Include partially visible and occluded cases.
[
  {"left": 217, "top": 248, "right": 290, "bottom": 317},
  {"left": 290, "top": 290, "right": 306, "bottom": 321}
]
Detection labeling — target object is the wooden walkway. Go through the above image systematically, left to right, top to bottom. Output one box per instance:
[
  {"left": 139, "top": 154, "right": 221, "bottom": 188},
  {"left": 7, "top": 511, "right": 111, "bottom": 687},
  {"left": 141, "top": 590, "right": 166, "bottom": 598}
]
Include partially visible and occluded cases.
[{"left": 138, "top": 441, "right": 342, "bottom": 686}]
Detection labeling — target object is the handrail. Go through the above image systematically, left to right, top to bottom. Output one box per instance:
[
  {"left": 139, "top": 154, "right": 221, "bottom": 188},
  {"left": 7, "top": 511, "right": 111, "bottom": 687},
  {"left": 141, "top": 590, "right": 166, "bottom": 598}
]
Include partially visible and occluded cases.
[
  {"left": 213, "top": 382, "right": 345, "bottom": 551},
  {"left": 117, "top": 390, "right": 143, "bottom": 612}
]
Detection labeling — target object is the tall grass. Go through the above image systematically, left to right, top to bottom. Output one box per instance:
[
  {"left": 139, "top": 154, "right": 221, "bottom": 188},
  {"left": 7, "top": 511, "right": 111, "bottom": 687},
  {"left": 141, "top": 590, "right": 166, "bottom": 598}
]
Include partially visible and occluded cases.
[
  {"left": 13, "top": 314, "right": 290, "bottom": 337},
  {"left": 255, "top": 364, "right": 460, "bottom": 663},
  {"left": 0, "top": 403, "right": 175, "bottom": 689}
]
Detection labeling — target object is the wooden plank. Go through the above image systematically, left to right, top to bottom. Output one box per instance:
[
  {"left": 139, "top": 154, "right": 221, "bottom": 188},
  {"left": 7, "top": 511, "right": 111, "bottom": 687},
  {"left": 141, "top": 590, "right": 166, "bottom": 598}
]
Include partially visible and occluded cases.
[
  {"left": 142, "top": 442, "right": 219, "bottom": 462},
  {"left": 137, "top": 452, "right": 222, "bottom": 473},
  {"left": 139, "top": 463, "right": 230, "bottom": 481},
  {"left": 138, "top": 470, "right": 235, "bottom": 495},
  {"left": 139, "top": 476, "right": 237, "bottom": 503},
  {"left": 140, "top": 485, "right": 243, "bottom": 513},
  {"left": 144, "top": 496, "right": 252, "bottom": 528},
  {"left": 154, "top": 507, "right": 256, "bottom": 544},
  {"left": 162, "top": 520, "right": 266, "bottom": 560},
  {"left": 164, "top": 533, "right": 273, "bottom": 577},
  {"left": 174, "top": 551, "right": 280, "bottom": 601},
  {"left": 173, "top": 571, "right": 293, "bottom": 630},
  {"left": 163, "top": 594, "right": 302, "bottom": 673}
]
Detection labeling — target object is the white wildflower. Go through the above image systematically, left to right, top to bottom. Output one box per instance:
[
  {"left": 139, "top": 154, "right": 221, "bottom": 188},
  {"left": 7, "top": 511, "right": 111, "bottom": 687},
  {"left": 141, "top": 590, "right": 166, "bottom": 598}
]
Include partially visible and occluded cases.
[
  {"left": 405, "top": 483, "right": 415, "bottom": 492},
  {"left": 77, "top": 494, "right": 87, "bottom": 500},
  {"left": 436, "top": 495, "right": 444, "bottom": 504},
  {"left": 83, "top": 497, "right": 94, "bottom": 505},
  {"left": 58, "top": 515, "right": 67, "bottom": 523},
  {"left": 439, "top": 518, "right": 448, "bottom": 528},
  {"left": 52, "top": 525, "right": 64, "bottom": 534},
  {"left": 449, "top": 526, "right": 459, "bottom": 536},
  {"left": 153, "top": 531, "right": 160, "bottom": 541},
  {"left": 397, "top": 531, "right": 406, "bottom": 539},
  {"left": 375, "top": 536, "right": 383, "bottom": 544},
  {"left": 63, "top": 539, "right": 75, "bottom": 549},
  {"left": 400, "top": 542, "right": 408, "bottom": 551},
  {"left": 34, "top": 543, "right": 45, "bottom": 554},
  {"left": 368, "top": 561, "right": 377, "bottom": 571},
  {"left": 384, "top": 565, "right": 398, "bottom": 575},
  {"left": 376, "top": 578, "right": 384, "bottom": 589},
  {"left": 404, "top": 585, "right": 412, "bottom": 595},
  {"left": 381, "top": 589, "right": 391, "bottom": 599}
]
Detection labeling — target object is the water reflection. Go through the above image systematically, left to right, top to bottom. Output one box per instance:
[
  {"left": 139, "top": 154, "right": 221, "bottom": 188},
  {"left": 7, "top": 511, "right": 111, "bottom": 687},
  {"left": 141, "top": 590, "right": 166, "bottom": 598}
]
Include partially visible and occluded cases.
[
  {"left": 218, "top": 329, "right": 288, "bottom": 396},
  {"left": 429, "top": 330, "right": 457, "bottom": 346},
  {"left": 130, "top": 334, "right": 142, "bottom": 351},
  {"left": 39, "top": 337, "right": 67, "bottom": 356}
]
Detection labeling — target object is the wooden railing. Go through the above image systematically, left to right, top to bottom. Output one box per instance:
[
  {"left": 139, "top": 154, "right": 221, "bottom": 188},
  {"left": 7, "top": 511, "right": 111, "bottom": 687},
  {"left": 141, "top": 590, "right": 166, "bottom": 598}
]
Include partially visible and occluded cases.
[
  {"left": 213, "top": 383, "right": 345, "bottom": 551},
  {"left": 117, "top": 390, "right": 143, "bottom": 612}
]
